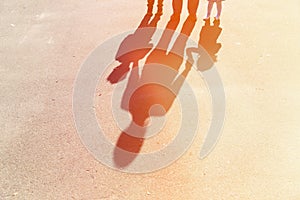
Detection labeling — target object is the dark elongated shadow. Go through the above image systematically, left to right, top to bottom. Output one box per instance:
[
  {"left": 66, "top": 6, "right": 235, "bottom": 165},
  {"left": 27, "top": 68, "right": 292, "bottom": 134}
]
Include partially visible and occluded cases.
[
  {"left": 107, "top": 0, "right": 164, "bottom": 84},
  {"left": 113, "top": 0, "right": 199, "bottom": 168},
  {"left": 186, "top": 19, "right": 222, "bottom": 72},
  {"left": 199, "top": 19, "right": 222, "bottom": 62}
]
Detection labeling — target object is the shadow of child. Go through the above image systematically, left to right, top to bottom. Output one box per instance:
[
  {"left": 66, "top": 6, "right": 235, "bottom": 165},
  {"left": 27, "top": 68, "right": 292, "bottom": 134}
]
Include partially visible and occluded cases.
[{"left": 186, "top": 19, "right": 222, "bottom": 72}]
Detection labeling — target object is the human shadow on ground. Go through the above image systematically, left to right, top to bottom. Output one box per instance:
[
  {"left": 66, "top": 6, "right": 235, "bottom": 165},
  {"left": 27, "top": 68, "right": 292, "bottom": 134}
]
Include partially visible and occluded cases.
[
  {"left": 107, "top": 0, "right": 164, "bottom": 84},
  {"left": 113, "top": 0, "right": 199, "bottom": 168},
  {"left": 186, "top": 18, "right": 222, "bottom": 72}
]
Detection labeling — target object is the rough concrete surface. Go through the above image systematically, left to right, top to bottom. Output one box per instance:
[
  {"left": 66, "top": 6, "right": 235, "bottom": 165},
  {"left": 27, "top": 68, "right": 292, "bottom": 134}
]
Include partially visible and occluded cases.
[{"left": 1, "top": 0, "right": 300, "bottom": 199}]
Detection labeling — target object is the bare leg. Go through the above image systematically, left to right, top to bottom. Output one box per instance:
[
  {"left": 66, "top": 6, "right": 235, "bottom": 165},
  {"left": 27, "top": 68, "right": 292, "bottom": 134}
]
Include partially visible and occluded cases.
[
  {"left": 205, "top": 1, "right": 214, "bottom": 19},
  {"left": 216, "top": 1, "right": 222, "bottom": 19}
]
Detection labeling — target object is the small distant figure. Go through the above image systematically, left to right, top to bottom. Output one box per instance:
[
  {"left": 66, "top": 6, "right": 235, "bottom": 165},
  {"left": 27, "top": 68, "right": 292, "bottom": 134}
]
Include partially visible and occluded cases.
[{"left": 204, "top": 0, "right": 224, "bottom": 20}]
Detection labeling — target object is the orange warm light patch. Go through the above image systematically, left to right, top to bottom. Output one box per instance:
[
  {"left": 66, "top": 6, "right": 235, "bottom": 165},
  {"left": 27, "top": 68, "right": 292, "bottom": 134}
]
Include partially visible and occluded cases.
[{"left": 103, "top": 0, "right": 222, "bottom": 168}]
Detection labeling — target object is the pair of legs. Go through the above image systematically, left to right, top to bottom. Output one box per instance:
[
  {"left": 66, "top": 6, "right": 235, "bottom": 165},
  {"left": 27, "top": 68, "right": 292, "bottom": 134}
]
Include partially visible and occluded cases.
[
  {"left": 147, "top": 0, "right": 164, "bottom": 14},
  {"left": 172, "top": 0, "right": 199, "bottom": 19},
  {"left": 205, "top": 0, "right": 222, "bottom": 20}
]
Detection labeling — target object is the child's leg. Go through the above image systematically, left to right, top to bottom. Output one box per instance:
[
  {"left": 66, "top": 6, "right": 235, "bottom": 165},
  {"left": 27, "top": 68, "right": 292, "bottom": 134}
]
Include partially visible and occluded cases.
[
  {"left": 206, "top": 1, "right": 214, "bottom": 19},
  {"left": 216, "top": 1, "right": 222, "bottom": 19}
]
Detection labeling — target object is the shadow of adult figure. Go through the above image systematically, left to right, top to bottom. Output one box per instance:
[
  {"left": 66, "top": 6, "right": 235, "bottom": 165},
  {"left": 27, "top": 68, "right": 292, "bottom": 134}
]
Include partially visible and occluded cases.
[
  {"left": 107, "top": 0, "right": 164, "bottom": 84},
  {"left": 113, "top": 0, "right": 199, "bottom": 168}
]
